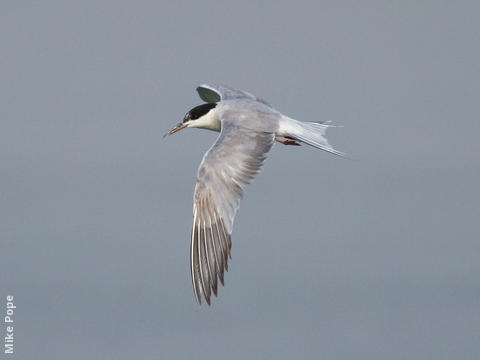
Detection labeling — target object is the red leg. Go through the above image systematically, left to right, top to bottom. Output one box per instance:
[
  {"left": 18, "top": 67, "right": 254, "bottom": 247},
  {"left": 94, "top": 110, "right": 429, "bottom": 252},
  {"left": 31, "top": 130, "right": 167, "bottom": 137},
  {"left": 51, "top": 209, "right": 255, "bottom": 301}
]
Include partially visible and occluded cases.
[{"left": 275, "top": 137, "right": 301, "bottom": 146}]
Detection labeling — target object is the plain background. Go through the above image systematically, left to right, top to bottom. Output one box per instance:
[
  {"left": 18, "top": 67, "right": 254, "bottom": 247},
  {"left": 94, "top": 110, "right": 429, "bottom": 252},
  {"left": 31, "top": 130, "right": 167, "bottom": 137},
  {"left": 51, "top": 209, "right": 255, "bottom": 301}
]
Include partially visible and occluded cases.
[{"left": 1, "top": 1, "right": 479, "bottom": 359}]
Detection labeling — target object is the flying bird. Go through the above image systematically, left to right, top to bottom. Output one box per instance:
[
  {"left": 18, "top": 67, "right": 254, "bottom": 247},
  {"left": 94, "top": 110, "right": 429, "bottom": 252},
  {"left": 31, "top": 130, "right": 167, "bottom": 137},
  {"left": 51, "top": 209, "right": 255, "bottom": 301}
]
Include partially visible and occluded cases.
[{"left": 164, "top": 84, "right": 343, "bottom": 305}]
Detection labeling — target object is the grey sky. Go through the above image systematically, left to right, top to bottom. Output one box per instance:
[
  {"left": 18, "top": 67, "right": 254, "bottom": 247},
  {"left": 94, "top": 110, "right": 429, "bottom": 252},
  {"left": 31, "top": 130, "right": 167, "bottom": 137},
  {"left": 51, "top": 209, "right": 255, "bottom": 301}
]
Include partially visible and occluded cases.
[{"left": 1, "top": 1, "right": 479, "bottom": 359}]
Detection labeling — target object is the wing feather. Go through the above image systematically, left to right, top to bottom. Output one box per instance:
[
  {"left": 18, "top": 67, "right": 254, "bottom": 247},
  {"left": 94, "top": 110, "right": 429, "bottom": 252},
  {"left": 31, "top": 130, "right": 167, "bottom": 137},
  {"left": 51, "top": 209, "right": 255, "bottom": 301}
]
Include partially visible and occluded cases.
[
  {"left": 197, "top": 84, "right": 272, "bottom": 107},
  {"left": 190, "top": 121, "right": 274, "bottom": 304},
  {"left": 190, "top": 209, "right": 203, "bottom": 304},
  {"left": 198, "top": 218, "right": 211, "bottom": 304}
]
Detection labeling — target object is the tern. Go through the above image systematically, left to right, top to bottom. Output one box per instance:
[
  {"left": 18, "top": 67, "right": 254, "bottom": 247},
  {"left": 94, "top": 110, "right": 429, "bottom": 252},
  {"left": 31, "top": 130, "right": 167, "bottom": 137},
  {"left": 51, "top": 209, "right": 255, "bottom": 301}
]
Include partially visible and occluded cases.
[{"left": 164, "top": 84, "right": 343, "bottom": 305}]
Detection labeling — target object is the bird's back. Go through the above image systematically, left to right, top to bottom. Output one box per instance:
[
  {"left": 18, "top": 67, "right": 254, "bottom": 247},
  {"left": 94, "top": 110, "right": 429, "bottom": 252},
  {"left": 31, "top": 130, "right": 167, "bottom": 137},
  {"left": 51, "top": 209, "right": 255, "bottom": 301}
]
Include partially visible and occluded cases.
[{"left": 216, "top": 99, "right": 282, "bottom": 133}]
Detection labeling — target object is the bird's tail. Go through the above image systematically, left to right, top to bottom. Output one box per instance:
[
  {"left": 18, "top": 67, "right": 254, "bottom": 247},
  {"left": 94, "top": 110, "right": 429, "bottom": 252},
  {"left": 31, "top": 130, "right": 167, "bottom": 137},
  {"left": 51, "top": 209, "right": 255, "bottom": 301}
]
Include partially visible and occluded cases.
[{"left": 283, "top": 118, "right": 345, "bottom": 157}]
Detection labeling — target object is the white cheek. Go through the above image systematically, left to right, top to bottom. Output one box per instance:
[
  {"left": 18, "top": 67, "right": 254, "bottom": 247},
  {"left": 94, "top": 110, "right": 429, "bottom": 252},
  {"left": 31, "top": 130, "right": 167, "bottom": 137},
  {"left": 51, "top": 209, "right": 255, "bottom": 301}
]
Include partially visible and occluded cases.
[{"left": 189, "top": 111, "right": 220, "bottom": 131}]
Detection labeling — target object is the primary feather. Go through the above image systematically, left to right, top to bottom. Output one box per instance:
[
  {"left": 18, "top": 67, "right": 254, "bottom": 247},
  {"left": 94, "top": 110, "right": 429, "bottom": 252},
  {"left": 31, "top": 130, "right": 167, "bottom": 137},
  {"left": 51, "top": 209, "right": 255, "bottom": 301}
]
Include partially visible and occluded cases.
[{"left": 191, "top": 121, "right": 275, "bottom": 304}]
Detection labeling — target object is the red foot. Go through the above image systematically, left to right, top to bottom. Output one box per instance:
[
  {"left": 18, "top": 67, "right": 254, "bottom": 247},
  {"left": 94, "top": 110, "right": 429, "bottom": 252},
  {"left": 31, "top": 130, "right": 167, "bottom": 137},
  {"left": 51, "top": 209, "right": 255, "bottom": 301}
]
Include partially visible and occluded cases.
[{"left": 275, "top": 137, "right": 301, "bottom": 146}]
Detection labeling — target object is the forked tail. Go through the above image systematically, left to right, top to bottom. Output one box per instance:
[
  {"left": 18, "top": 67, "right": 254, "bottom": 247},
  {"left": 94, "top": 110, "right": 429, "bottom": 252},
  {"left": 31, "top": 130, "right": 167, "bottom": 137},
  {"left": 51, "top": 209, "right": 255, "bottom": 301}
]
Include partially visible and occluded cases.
[{"left": 281, "top": 118, "right": 345, "bottom": 156}]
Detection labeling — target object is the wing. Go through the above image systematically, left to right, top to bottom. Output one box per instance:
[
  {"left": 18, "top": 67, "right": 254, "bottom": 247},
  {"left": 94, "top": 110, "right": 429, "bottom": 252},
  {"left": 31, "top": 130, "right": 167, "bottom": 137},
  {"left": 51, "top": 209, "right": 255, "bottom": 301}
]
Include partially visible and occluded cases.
[
  {"left": 196, "top": 84, "right": 271, "bottom": 107},
  {"left": 191, "top": 120, "right": 275, "bottom": 305}
]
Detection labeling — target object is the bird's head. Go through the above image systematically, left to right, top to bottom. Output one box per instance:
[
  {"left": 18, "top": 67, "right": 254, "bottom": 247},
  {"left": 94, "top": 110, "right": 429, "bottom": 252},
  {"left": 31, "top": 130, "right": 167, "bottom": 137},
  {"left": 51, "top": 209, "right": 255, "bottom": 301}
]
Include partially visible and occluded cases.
[{"left": 163, "top": 103, "right": 217, "bottom": 138}]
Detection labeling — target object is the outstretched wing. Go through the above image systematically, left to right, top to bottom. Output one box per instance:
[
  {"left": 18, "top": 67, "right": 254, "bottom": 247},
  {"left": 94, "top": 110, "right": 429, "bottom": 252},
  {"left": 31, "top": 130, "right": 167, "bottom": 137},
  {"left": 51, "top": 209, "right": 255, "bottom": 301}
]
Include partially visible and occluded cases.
[
  {"left": 196, "top": 84, "right": 271, "bottom": 107},
  {"left": 191, "top": 121, "right": 275, "bottom": 305}
]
